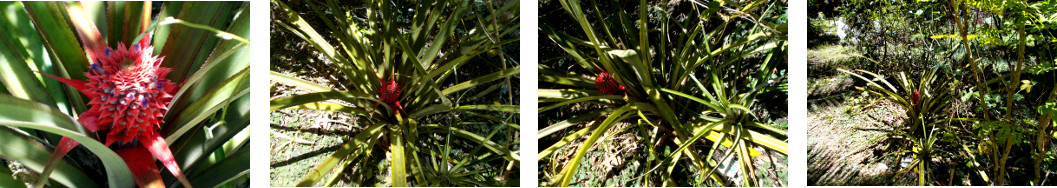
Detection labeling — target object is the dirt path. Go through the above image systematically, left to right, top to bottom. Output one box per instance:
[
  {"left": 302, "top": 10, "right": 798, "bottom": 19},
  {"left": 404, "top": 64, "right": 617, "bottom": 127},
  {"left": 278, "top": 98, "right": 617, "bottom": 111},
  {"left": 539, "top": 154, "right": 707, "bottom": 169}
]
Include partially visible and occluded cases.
[
  {"left": 269, "top": 75, "right": 362, "bottom": 186},
  {"left": 807, "top": 95, "right": 908, "bottom": 185},
  {"left": 269, "top": 108, "right": 353, "bottom": 186}
]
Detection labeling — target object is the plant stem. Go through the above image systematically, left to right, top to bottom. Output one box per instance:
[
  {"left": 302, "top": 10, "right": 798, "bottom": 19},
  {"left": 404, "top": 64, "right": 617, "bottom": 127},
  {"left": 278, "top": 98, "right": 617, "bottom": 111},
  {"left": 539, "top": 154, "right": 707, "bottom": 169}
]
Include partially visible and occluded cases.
[
  {"left": 950, "top": 0, "right": 989, "bottom": 121},
  {"left": 997, "top": 13, "right": 1026, "bottom": 186},
  {"left": 1036, "top": 85, "right": 1056, "bottom": 184}
]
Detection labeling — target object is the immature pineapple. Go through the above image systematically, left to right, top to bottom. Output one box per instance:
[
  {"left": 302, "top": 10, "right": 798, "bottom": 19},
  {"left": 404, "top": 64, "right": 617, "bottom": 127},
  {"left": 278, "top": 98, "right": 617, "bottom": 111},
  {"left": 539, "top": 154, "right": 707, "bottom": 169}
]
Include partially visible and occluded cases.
[
  {"left": 42, "top": 42, "right": 190, "bottom": 187},
  {"left": 81, "top": 43, "right": 174, "bottom": 145},
  {"left": 595, "top": 71, "right": 625, "bottom": 95},
  {"left": 377, "top": 78, "right": 403, "bottom": 111},
  {"left": 912, "top": 91, "right": 920, "bottom": 105}
]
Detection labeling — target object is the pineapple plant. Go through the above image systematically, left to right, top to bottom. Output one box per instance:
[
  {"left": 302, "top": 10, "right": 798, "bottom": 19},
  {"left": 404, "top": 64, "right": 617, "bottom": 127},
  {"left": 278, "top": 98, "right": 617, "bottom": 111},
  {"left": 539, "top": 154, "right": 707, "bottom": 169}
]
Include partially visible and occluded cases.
[
  {"left": 270, "top": 0, "right": 520, "bottom": 186},
  {"left": 538, "top": 0, "right": 788, "bottom": 186}
]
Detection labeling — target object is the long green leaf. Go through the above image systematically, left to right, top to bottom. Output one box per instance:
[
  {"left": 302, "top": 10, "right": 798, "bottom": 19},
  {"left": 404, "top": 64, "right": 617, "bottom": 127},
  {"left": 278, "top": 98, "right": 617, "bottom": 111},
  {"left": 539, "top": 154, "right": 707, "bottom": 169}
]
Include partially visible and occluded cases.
[
  {"left": 271, "top": 0, "right": 367, "bottom": 91},
  {"left": 22, "top": 1, "right": 90, "bottom": 82},
  {"left": 106, "top": 1, "right": 150, "bottom": 47},
  {"left": 158, "top": 1, "right": 241, "bottom": 81},
  {"left": 4, "top": 2, "right": 80, "bottom": 115},
  {"left": 150, "top": 2, "right": 183, "bottom": 54},
  {"left": 0, "top": 5, "right": 55, "bottom": 107},
  {"left": 167, "top": 5, "right": 250, "bottom": 119},
  {"left": 442, "top": 66, "right": 520, "bottom": 95},
  {"left": 165, "top": 68, "right": 249, "bottom": 143},
  {"left": 270, "top": 71, "right": 332, "bottom": 92},
  {"left": 537, "top": 89, "right": 597, "bottom": 100},
  {"left": 270, "top": 91, "right": 378, "bottom": 111},
  {"left": 172, "top": 94, "right": 250, "bottom": 170},
  {"left": 0, "top": 95, "right": 133, "bottom": 188},
  {"left": 539, "top": 95, "right": 623, "bottom": 112},
  {"left": 283, "top": 102, "right": 371, "bottom": 117},
  {"left": 451, "top": 104, "right": 519, "bottom": 114},
  {"left": 557, "top": 105, "right": 632, "bottom": 186},
  {"left": 538, "top": 109, "right": 609, "bottom": 139},
  {"left": 538, "top": 120, "right": 596, "bottom": 160},
  {"left": 634, "top": 121, "right": 723, "bottom": 181},
  {"left": 296, "top": 123, "right": 384, "bottom": 186},
  {"left": 390, "top": 123, "right": 408, "bottom": 186},
  {"left": 419, "top": 124, "right": 521, "bottom": 162},
  {"left": 0, "top": 128, "right": 96, "bottom": 188},
  {"left": 187, "top": 148, "right": 249, "bottom": 187}
]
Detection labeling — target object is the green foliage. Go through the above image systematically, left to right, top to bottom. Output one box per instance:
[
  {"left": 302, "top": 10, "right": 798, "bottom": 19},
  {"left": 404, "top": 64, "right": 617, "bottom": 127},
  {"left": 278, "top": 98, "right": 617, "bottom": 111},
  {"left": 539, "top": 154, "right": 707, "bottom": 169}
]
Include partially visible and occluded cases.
[
  {"left": 1041, "top": 102, "right": 1057, "bottom": 118},
  {"left": 974, "top": 120, "right": 1024, "bottom": 148}
]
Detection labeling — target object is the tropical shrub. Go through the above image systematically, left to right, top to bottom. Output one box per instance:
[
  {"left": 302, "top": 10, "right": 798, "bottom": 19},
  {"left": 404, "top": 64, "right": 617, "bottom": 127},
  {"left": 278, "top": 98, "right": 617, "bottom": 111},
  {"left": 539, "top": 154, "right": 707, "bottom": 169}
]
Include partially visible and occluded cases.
[
  {"left": 270, "top": 0, "right": 520, "bottom": 186},
  {"left": 538, "top": 0, "right": 788, "bottom": 186},
  {"left": 0, "top": 1, "right": 249, "bottom": 188}
]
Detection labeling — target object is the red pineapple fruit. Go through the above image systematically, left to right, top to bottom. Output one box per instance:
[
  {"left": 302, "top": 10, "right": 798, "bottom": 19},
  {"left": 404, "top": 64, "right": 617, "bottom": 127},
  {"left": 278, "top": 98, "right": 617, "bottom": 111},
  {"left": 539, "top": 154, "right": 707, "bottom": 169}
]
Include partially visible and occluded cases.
[
  {"left": 37, "top": 5, "right": 193, "bottom": 188},
  {"left": 42, "top": 42, "right": 191, "bottom": 188},
  {"left": 42, "top": 43, "right": 175, "bottom": 145},
  {"left": 78, "top": 43, "right": 174, "bottom": 145},
  {"left": 595, "top": 71, "right": 625, "bottom": 95},
  {"left": 377, "top": 78, "right": 403, "bottom": 111},
  {"left": 912, "top": 91, "right": 921, "bottom": 105}
]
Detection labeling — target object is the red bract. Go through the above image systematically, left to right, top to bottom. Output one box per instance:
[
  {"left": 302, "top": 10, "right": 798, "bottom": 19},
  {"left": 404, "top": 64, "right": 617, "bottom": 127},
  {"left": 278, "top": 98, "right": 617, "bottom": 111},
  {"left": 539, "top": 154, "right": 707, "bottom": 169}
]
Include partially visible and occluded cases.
[
  {"left": 38, "top": 5, "right": 191, "bottom": 188},
  {"left": 595, "top": 71, "right": 625, "bottom": 95},
  {"left": 377, "top": 78, "right": 403, "bottom": 111},
  {"left": 116, "top": 147, "right": 164, "bottom": 188}
]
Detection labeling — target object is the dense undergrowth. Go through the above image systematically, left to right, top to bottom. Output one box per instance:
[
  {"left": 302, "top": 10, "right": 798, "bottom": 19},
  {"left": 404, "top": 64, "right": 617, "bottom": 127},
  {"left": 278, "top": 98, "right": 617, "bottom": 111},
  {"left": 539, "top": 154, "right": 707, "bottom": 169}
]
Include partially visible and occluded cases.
[{"left": 809, "top": 0, "right": 1057, "bottom": 185}]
